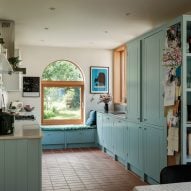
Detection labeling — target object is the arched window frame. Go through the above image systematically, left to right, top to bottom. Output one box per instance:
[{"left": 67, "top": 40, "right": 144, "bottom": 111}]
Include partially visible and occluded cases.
[{"left": 41, "top": 60, "right": 84, "bottom": 125}]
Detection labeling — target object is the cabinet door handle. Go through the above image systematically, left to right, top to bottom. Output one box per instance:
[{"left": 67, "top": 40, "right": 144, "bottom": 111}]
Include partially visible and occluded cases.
[
  {"left": 143, "top": 118, "right": 147, "bottom": 121},
  {"left": 139, "top": 126, "right": 142, "bottom": 129},
  {"left": 144, "top": 127, "right": 147, "bottom": 130}
]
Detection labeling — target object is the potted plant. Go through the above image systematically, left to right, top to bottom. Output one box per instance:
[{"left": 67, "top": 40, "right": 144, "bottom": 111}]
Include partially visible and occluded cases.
[{"left": 8, "top": 56, "right": 26, "bottom": 74}]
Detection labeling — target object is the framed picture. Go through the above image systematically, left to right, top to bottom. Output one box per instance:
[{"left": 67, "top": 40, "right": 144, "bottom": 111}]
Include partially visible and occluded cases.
[
  {"left": 90, "top": 66, "right": 109, "bottom": 93},
  {"left": 22, "top": 76, "right": 40, "bottom": 97}
]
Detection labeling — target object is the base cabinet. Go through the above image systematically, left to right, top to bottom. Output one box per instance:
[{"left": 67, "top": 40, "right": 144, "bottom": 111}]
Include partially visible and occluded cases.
[
  {"left": 96, "top": 112, "right": 103, "bottom": 146},
  {"left": 97, "top": 112, "right": 166, "bottom": 183},
  {"left": 102, "top": 115, "right": 113, "bottom": 152},
  {"left": 113, "top": 118, "right": 127, "bottom": 161},
  {"left": 128, "top": 123, "right": 143, "bottom": 172},
  {"left": 143, "top": 125, "right": 166, "bottom": 182},
  {"left": 0, "top": 139, "right": 41, "bottom": 191}
]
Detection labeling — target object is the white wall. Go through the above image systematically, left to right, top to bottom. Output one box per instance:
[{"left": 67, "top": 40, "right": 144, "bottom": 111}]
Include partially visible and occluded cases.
[{"left": 8, "top": 45, "right": 113, "bottom": 123}]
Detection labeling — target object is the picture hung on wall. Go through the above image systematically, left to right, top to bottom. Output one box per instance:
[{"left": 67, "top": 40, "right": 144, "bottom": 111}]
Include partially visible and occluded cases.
[
  {"left": 90, "top": 66, "right": 109, "bottom": 93},
  {"left": 22, "top": 76, "right": 40, "bottom": 97}
]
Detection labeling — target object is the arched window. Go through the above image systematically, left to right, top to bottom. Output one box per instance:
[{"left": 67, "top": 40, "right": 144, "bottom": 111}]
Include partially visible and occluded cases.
[{"left": 41, "top": 60, "right": 84, "bottom": 125}]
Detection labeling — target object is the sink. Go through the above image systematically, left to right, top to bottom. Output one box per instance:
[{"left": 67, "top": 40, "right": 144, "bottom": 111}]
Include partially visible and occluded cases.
[{"left": 111, "top": 111, "right": 126, "bottom": 115}]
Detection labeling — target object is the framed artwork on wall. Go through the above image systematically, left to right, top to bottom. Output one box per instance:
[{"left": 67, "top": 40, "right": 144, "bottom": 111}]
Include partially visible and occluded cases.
[
  {"left": 90, "top": 66, "right": 109, "bottom": 93},
  {"left": 22, "top": 76, "right": 40, "bottom": 97}
]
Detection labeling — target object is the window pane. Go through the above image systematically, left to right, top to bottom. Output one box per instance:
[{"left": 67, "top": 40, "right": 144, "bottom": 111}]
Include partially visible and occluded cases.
[
  {"left": 42, "top": 60, "right": 83, "bottom": 81},
  {"left": 43, "top": 87, "right": 81, "bottom": 120}
]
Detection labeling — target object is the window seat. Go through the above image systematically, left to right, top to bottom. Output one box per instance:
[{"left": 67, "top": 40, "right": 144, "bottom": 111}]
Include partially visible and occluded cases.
[
  {"left": 41, "top": 124, "right": 96, "bottom": 131},
  {"left": 41, "top": 125, "right": 97, "bottom": 149}
]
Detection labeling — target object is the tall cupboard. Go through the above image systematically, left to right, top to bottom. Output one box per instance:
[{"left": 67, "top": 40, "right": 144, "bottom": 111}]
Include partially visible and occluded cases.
[
  {"left": 96, "top": 14, "right": 191, "bottom": 184},
  {"left": 126, "top": 27, "right": 166, "bottom": 183}
]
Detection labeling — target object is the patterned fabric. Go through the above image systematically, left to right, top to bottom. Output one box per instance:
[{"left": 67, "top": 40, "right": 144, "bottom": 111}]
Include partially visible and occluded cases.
[{"left": 41, "top": 125, "right": 96, "bottom": 131}]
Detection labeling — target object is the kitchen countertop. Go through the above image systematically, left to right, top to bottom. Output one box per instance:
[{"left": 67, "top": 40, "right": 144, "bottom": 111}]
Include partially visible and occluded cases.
[
  {"left": 98, "top": 110, "right": 127, "bottom": 119},
  {"left": 0, "top": 119, "right": 42, "bottom": 140}
]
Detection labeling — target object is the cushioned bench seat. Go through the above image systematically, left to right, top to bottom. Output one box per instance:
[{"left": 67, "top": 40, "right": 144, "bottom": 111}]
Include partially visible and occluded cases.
[
  {"left": 41, "top": 124, "right": 96, "bottom": 131},
  {"left": 41, "top": 125, "right": 97, "bottom": 149}
]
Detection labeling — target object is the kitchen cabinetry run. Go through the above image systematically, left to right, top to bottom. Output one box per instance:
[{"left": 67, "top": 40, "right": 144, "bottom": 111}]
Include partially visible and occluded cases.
[
  {"left": 125, "top": 26, "right": 166, "bottom": 183},
  {"left": 97, "top": 112, "right": 128, "bottom": 162}
]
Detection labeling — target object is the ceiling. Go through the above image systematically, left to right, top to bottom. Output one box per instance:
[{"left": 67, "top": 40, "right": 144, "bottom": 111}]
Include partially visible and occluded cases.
[{"left": 0, "top": 0, "right": 191, "bottom": 49}]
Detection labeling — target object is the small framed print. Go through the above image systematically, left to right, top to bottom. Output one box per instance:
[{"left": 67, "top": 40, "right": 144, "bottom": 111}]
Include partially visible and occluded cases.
[
  {"left": 90, "top": 66, "right": 109, "bottom": 94},
  {"left": 22, "top": 76, "right": 40, "bottom": 97}
]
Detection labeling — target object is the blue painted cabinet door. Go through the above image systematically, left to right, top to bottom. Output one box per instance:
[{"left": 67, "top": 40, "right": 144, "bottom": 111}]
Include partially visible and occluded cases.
[
  {"left": 142, "top": 30, "right": 164, "bottom": 126},
  {"left": 127, "top": 40, "right": 141, "bottom": 122},
  {"left": 96, "top": 112, "right": 103, "bottom": 146},
  {"left": 102, "top": 115, "right": 113, "bottom": 152},
  {"left": 113, "top": 118, "right": 126, "bottom": 160},
  {"left": 123, "top": 122, "right": 129, "bottom": 162},
  {"left": 128, "top": 122, "right": 143, "bottom": 171},
  {"left": 143, "top": 125, "right": 166, "bottom": 182}
]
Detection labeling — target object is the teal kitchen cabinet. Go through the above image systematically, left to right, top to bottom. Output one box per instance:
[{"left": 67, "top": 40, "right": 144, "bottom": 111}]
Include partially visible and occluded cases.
[
  {"left": 142, "top": 29, "right": 164, "bottom": 127},
  {"left": 127, "top": 39, "right": 141, "bottom": 122},
  {"left": 96, "top": 112, "right": 103, "bottom": 146},
  {"left": 102, "top": 114, "right": 113, "bottom": 153},
  {"left": 113, "top": 118, "right": 127, "bottom": 160},
  {"left": 123, "top": 121, "right": 129, "bottom": 162},
  {"left": 127, "top": 122, "right": 143, "bottom": 172},
  {"left": 143, "top": 125, "right": 166, "bottom": 182},
  {"left": 0, "top": 139, "right": 41, "bottom": 191}
]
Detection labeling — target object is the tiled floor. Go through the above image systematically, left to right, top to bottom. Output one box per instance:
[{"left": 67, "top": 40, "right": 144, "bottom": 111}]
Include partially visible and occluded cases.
[{"left": 42, "top": 148, "right": 147, "bottom": 191}]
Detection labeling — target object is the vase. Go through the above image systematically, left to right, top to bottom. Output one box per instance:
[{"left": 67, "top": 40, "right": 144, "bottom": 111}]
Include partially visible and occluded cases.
[{"left": 104, "top": 103, "right": 109, "bottom": 112}]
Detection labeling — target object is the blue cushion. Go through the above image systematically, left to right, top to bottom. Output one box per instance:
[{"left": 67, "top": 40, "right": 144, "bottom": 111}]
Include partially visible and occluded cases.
[{"left": 86, "top": 110, "right": 96, "bottom": 126}]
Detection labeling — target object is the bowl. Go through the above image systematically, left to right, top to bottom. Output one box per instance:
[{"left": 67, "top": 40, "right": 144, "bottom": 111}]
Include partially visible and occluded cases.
[{"left": 24, "top": 105, "right": 35, "bottom": 112}]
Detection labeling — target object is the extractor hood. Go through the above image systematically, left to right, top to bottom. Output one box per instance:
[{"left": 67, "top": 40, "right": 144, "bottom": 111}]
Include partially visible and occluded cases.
[
  {"left": 0, "top": 20, "right": 14, "bottom": 74},
  {"left": 0, "top": 53, "right": 13, "bottom": 74}
]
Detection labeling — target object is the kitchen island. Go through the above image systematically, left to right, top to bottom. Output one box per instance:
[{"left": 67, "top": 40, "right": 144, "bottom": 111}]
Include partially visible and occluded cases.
[{"left": 0, "top": 119, "right": 42, "bottom": 191}]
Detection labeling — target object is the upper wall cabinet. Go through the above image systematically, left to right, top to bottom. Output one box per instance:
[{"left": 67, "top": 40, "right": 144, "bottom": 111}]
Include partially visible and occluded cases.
[
  {"left": 142, "top": 30, "right": 165, "bottom": 127},
  {"left": 127, "top": 39, "right": 141, "bottom": 122}
]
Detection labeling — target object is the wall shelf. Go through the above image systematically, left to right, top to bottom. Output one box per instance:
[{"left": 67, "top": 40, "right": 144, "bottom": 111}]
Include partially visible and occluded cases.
[{"left": 13, "top": 67, "right": 26, "bottom": 74}]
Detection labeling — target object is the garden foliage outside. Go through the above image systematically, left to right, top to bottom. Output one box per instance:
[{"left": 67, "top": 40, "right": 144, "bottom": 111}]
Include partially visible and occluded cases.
[{"left": 42, "top": 61, "right": 83, "bottom": 120}]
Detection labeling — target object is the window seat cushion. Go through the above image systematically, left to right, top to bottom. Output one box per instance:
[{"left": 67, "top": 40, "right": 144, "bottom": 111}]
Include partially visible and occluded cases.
[{"left": 41, "top": 124, "right": 96, "bottom": 131}]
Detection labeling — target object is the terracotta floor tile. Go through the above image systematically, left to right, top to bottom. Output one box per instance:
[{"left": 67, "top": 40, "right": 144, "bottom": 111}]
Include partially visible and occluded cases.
[{"left": 42, "top": 148, "right": 146, "bottom": 191}]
